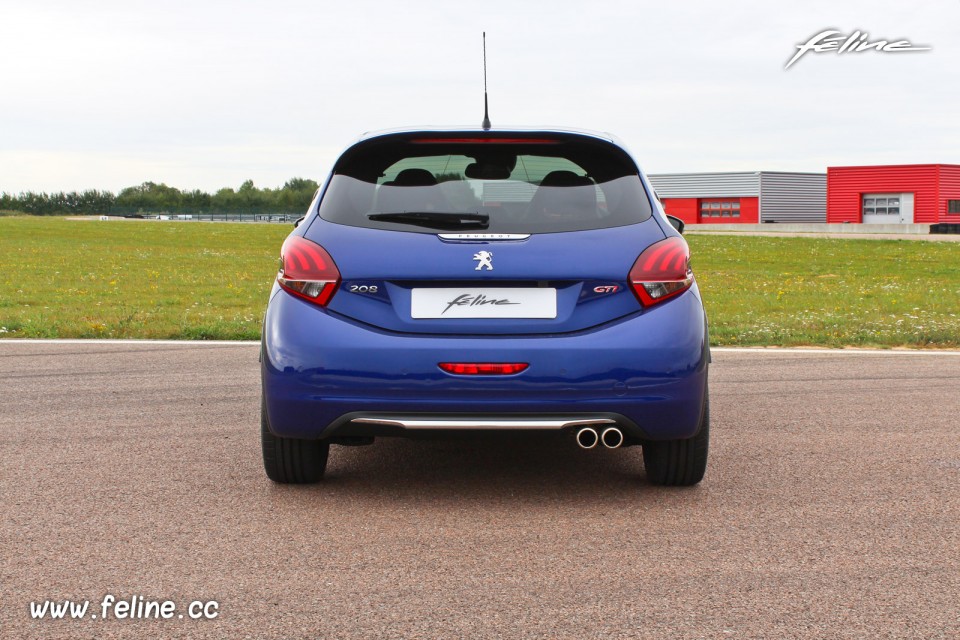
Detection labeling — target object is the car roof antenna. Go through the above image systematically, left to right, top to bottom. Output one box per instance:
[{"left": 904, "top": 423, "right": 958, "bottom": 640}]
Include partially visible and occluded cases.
[{"left": 481, "top": 32, "right": 492, "bottom": 130}]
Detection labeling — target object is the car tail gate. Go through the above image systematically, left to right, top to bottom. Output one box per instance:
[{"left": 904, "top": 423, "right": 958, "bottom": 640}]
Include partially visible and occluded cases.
[{"left": 299, "top": 219, "right": 669, "bottom": 335}]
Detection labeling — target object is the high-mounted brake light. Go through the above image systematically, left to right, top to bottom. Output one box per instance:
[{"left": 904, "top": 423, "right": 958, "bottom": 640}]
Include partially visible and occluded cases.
[
  {"left": 410, "top": 138, "right": 560, "bottom": 145},
  {"left": 277, "top": 235, "right": 340, "bottom": 306},
  {"left": 629, "top": 237, "right": 694, "bottom": 307},
  {"left": 439, "top": 363, "right": 529, "bottom": 375}
]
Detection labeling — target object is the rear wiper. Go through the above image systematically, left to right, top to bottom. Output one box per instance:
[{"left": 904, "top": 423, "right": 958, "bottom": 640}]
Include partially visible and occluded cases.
[{"left": 368, "top": 211, "right": 489, "bottom": 230}]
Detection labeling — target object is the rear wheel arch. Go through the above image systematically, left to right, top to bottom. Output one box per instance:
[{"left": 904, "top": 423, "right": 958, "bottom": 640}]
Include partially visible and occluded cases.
[
  {"left": 641, "top": 389, "right": 709, "bottom": 486},
  {"left": 261, "top": 396, "right": 329, "bottom": 484}
]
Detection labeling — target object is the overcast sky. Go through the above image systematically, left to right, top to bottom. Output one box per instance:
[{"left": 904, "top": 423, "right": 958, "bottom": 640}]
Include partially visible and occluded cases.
[{"left": 1, "top": 0, "right": 956, "bottom": 193}]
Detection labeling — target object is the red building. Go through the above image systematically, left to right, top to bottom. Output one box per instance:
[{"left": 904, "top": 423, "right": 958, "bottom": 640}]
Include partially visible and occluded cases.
[{"left": 827, "top": 164, "right": 960, "bottom": 224}]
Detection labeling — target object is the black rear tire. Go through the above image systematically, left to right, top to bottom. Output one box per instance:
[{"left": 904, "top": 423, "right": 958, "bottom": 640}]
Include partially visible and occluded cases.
[
  {"left": 261, "top": 397, "right": 329, "bottom": 484},
  {"left": 642, "top": 397, "right": 709, "bottom": 486}
]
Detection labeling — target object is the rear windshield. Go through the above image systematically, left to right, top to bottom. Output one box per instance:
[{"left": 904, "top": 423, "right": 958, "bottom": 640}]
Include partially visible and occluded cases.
[{"left": 317, "top": 134, "right": 653, "bottom": 234}]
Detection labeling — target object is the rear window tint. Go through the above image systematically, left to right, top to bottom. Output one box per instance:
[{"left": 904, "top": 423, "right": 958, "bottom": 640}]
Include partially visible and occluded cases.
[{"left": 317, "top": 134, "right": 653, "bottom": 234}]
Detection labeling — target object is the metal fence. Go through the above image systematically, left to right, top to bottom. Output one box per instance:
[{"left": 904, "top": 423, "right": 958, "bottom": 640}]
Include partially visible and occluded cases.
[{"left": 123, "top": 213, "right": 298, "bottom": 224}]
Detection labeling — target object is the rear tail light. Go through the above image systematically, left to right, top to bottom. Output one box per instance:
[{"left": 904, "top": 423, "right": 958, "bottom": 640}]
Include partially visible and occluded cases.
[
  {"left": 277, "top": 235, "right": 340, "bottom": 306},
  {"left": 629, "top": 236, "right": 694, "bottom": 307},
  {"left": 439, "top": 363, "right": 529, "bottom": 375}
]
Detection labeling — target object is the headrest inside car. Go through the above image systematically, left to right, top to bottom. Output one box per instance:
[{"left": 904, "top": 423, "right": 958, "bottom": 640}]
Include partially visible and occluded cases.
[
  {"left": 465, "top": 156, "right": 516, "bottom": 180},
  {"left": 388, "top": 168, "right": 438, "bottom": 186},
  {"left": 538, "top": 170, "right": 592, "bottom": 187}
]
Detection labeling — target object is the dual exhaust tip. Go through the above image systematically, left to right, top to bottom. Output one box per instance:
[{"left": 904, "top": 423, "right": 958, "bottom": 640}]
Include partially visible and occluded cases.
[{"left": 576, "top": 426, "right": 624, "bottom": 450}]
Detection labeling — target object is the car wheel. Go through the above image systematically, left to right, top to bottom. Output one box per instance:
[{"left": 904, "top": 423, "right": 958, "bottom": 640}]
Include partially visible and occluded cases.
[
  {"left": 261, "top": 397, "right": 329, "bottom": 483},
  {"left": 642, "top": 397, "right": 709, "bottom": 486}
]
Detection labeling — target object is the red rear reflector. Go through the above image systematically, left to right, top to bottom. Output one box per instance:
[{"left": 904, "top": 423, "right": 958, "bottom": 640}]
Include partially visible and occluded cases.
[
  {"left": 410, "top": 138, "right": 560, "bottom": 145},
  {"left": 277, "top": 235, "right": 341, "bottom": 306},
  {"left": 628, "top": 236, "right": 694, "bottom": 307},
  {"left": 439, "top": 363, "right": 529, "bottom": 375}
]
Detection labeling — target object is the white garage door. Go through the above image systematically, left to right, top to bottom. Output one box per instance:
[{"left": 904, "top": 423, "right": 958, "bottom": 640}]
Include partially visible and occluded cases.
[{"left": 862, "top": 193, "right": 914, "bottom": 224}]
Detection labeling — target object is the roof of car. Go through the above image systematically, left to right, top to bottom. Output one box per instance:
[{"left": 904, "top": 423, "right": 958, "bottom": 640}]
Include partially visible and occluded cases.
[{"left": 329, "top": 126, "right": 648, "bottom": 180}]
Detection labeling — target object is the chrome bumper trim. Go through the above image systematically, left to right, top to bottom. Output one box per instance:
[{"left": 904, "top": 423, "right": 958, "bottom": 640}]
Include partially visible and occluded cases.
[{"left": 350, "top": 417, "right": 616, "bottom": 431}]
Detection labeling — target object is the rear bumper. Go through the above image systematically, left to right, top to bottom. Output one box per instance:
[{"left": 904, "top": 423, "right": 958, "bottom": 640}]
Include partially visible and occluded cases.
[{"left": 262, "top": 286, "right": 709, "bottom": 441}]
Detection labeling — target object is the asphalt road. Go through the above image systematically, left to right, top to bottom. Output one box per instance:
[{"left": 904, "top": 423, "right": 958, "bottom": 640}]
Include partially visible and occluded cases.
[{"left": 2, "top": 342, "right": 959, "bottom": 639}]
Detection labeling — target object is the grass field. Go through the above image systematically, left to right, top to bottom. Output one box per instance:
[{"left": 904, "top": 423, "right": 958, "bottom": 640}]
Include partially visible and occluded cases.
[
  {"left": 1, "top": 216, "right": 958, "bottom": 346},
  {"left": 0, "top": 217, "right": 288, "bottom": 340},
  {"left": 692, "top": 234, "right": 959, "bottom": 347}
]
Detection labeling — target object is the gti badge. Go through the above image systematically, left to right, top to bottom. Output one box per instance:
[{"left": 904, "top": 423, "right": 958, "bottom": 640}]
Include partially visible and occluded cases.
[
  {"left": 473, "top": 250, "right": 493, "bottom": 271},
  {"left": 594, "top": 285, "right": 619, "bottom": 294}
]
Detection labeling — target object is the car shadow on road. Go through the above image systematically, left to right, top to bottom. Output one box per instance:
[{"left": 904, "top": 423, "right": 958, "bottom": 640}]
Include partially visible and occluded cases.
[{"left": 264, "top": 433, "right": 707, "bottom": 506}]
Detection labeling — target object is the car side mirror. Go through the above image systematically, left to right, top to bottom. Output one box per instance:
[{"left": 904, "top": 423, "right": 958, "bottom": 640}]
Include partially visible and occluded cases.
[
  {"left": 666, "top": 215, "right": 685, "bottom": 234},
  {"left": 294, "top": 216, "right": 305, "bottom": 228}
]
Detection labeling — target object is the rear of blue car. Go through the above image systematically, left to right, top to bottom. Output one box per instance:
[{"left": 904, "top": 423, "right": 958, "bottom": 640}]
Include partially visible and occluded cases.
[{"left": 261, "top": 129, "right": 709, "bottom": 486}]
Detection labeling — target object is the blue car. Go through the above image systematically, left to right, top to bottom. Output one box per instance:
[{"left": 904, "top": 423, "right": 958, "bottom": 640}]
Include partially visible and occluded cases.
[{"left": 261, "top": 128, "right": 710, "bottom": 485}]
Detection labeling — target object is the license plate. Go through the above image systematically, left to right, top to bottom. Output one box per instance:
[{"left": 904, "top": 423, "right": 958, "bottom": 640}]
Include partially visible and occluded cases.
[{"left": 411, "top": 288, "right": 557, "bottom": 319}]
